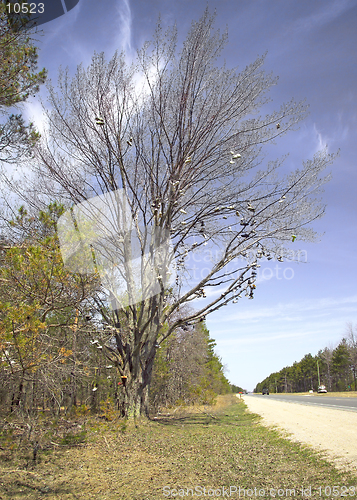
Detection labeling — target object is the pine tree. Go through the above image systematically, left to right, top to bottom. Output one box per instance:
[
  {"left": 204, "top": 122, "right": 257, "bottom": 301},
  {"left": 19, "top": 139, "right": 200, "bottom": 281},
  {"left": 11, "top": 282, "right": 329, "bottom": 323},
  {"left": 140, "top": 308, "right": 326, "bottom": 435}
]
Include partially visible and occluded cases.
[{"left": 0, "top": 2, "right": 46, "bottom": 164}]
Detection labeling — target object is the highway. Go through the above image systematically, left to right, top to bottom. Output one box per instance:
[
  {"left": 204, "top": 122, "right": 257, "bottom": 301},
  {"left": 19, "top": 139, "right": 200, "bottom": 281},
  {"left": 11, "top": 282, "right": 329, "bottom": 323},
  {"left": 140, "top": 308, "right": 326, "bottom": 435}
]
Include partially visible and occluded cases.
[{"left": 246, "top": 393, "right": 357, "bottom": 412}]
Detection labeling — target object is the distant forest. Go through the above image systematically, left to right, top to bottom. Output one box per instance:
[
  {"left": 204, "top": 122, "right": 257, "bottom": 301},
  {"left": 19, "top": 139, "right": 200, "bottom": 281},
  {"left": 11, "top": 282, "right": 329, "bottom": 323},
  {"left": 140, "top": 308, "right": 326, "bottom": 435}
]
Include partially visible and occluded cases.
[{"left": 254, "top": 324, "right": 357, "bottom": 393}]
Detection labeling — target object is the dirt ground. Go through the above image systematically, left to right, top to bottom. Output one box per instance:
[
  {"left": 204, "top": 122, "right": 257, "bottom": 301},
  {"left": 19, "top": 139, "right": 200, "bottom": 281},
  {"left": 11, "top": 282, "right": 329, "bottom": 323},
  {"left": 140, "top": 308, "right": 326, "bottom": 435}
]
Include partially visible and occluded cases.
[{"left": 242, "top": 394, "right": 357, "bottom": 473}]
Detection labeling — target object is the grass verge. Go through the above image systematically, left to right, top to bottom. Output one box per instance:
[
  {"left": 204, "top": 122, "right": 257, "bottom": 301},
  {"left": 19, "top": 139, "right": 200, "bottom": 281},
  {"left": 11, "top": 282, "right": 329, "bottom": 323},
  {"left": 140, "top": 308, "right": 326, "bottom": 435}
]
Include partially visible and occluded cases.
[{"left": 0, "top": 395, "right": 356, "bottom": 499}]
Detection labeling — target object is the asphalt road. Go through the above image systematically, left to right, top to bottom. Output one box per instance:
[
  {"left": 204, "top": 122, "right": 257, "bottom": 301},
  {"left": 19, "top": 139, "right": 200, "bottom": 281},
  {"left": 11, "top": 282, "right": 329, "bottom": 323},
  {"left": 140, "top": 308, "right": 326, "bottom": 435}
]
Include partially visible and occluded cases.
[{"left": 246, "top": 393, "right": 357, "bottom": 412}]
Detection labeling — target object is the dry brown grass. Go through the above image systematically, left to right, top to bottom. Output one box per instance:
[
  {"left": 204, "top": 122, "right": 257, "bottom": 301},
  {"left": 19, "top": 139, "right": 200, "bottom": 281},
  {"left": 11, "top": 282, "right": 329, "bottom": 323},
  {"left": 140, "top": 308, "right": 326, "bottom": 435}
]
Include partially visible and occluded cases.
[{"left": 0, "top": 394, "right": 355, "bottom": 499}]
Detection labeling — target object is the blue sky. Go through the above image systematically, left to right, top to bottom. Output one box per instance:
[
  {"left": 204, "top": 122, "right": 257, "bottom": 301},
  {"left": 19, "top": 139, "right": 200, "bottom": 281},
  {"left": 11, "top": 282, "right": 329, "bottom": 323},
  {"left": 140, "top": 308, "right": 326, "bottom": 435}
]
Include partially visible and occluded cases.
[{"left": 22, "top": 0, "right": 357, "bottom": 391}]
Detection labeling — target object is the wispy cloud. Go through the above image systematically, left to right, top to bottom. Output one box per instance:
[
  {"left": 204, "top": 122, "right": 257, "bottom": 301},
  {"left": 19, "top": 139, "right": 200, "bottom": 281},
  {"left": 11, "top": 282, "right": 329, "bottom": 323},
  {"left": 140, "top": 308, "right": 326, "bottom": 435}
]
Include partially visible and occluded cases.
[
  {"left": 40, "top": 0, "right": 133, "bottom": 72},
  {"left": 65, "top": 0, "right": 82, "bottom": 24},
  {"left": 114, "top": 0, "right": 132, "bottom": 55},
  {"left": 287, "top": 0, "right": 354, "bottom": 35},
  {"left": 311, "top": 118, "right": 350, "bottom": 155},
  {"left": 313, "top": 123, "right": 328, "bottom": 153},
  {"left": 209, "top": 295, "right": 357, "bottom": 324},
  {"left": 211, "top": 314, "right": 349, "bottom": 353},
  {"left": 217, "top": 328, "right": 318, "bottom": 346}
]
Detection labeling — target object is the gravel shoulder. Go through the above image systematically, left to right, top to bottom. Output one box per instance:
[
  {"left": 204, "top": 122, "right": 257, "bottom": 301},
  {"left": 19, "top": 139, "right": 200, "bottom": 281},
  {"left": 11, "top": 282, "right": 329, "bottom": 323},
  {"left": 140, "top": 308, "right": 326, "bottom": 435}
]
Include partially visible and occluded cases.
[{"left": 242, "top": 395, "right": 357, "bottom": 473}]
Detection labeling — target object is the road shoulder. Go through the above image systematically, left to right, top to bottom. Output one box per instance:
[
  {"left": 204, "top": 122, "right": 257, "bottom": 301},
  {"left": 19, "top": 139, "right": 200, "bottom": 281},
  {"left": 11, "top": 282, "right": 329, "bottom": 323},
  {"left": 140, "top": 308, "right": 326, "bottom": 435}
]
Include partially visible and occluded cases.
[{"left": 242, "top": 395, "right": 357, "bottom": 474}]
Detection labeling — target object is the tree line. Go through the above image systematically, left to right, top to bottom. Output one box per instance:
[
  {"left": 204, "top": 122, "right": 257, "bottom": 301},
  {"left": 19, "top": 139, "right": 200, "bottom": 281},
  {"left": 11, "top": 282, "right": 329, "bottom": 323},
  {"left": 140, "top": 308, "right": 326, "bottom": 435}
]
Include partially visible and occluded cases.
[{"left": 254, "top": 328, "right": 357, "bottom": 393}]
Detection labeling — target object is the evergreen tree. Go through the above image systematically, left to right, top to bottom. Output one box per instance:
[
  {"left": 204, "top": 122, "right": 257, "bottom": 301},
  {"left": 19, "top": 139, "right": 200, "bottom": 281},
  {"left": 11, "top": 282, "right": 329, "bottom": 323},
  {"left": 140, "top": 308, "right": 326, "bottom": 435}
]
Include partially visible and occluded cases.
[
  {"left": 0, "top": 2, "right": 46, "bottom": 164},
  {"left": 332, "top": 340, "right": 351, "bottom": 391}
]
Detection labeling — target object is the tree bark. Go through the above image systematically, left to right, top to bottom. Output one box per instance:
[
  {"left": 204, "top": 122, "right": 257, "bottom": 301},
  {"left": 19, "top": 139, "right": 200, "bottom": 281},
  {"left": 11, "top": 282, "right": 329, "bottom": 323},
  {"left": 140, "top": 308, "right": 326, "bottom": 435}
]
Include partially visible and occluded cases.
[
  {"left": 120, "top": 347, "right": 156, "bottom": 419},
  {"left": 11, "top": 376, "right": 24, "bottom": 412}
]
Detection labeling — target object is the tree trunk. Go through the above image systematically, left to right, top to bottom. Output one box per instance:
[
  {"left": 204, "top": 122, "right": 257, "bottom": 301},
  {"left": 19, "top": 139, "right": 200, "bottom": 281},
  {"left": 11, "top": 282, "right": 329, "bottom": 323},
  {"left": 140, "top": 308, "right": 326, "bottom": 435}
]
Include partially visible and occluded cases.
[
  {"left": 121, "top": 348, "right": 156, "bottom": 419},
  {"left": 327, "top": 364, "right": 332, "bottom": 391},
  {"left": 68, "top": 372, "right": 77, "bottom": 412},
  {"left": 11, "top": 376, "right": 24, "bottom": 412},
  {"left": 30, "top": 376, "right": 37, "bottom": 416}
]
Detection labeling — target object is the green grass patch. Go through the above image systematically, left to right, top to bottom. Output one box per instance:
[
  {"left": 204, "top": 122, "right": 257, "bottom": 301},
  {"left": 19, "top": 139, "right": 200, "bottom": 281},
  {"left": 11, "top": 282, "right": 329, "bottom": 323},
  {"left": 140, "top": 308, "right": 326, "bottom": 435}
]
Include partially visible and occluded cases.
[{"left": 59, "top": 429, "right": 87, "bottom": 447}]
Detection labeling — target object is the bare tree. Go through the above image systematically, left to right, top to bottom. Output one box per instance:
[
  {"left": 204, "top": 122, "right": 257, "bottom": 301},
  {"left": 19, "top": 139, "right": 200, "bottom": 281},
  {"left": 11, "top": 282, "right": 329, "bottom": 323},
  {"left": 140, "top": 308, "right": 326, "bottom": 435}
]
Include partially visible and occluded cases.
[{"left": 10, "top": 9, "right": 337, "bottom": 417}]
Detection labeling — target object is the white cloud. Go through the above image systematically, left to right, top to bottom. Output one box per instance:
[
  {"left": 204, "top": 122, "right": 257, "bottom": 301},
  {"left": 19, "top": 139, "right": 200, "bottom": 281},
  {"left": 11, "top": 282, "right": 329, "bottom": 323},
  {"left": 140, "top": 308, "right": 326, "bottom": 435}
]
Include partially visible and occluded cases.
[
  {"left": 42, "top": 0, "right": 133, "bottom": 72},
  {"left": 64, "top": 0, "right": 82, "bottom": 23},
  {"left": 114, "top": 0, "right": 132, "bottom": 55},
  {"left": 23, "top": 99, "right": 48, "bottom": 136},
  {"left": 307, "top": 115, "right": 351, "bottom": 157},
  {"left": 312, "top": 123, "right": 328, "bottom": 153},
  {"left": 209, "top": 295, "right": 357, "bottom": 325},
  {"left": 210, "top": 314, "right": 349, "bottom": 353},
  {"left": 217, "top": 329, "right": 316, "bottom": 346}
]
